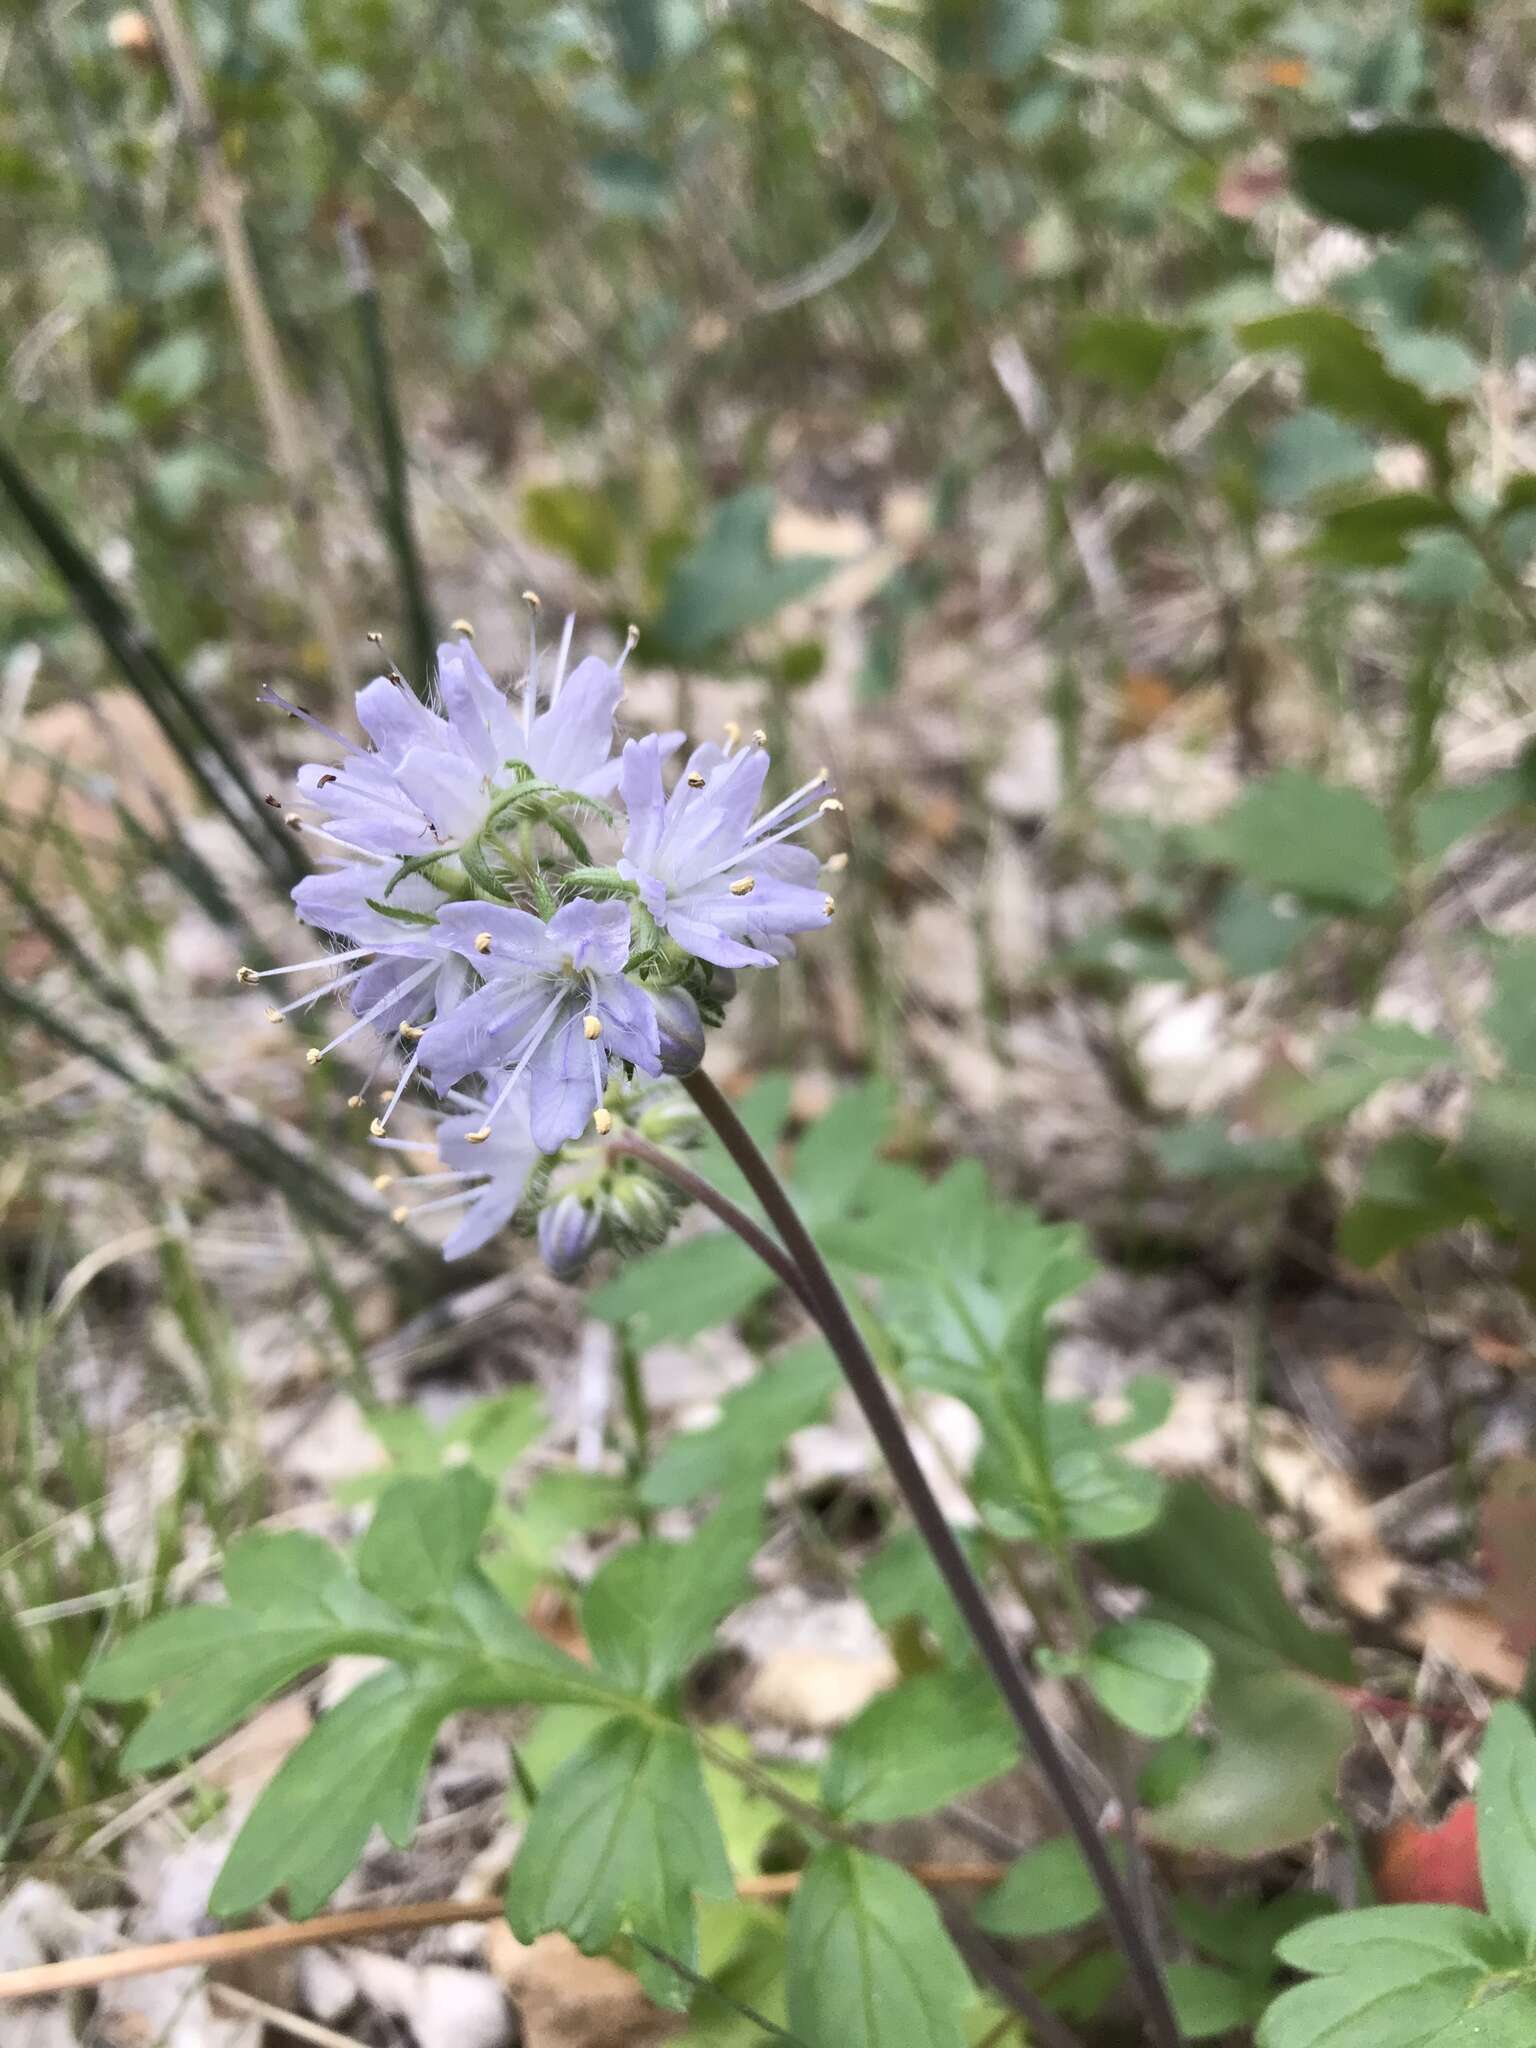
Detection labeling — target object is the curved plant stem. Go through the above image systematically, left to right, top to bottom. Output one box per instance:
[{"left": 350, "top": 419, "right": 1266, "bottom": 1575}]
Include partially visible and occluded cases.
[
  {"left": 680, "top": 1070, "right": 1186, "bottom": 2048},
  {"left": 605, "top": 1130, "right": 819, "bottom": 1315}
]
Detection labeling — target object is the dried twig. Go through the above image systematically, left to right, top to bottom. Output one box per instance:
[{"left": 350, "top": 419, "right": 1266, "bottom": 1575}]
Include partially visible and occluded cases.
[{"left": 0, "top": 1864, "right": 1007, "bottom": 2003}]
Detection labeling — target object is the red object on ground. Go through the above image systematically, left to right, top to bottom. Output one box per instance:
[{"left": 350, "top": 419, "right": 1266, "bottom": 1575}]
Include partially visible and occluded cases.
[{"left": 1374, "top": 1801, "right": 1484, "bottom": 1910}]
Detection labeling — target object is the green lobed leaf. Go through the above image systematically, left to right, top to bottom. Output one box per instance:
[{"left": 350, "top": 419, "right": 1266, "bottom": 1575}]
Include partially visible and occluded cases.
[
  {"left": 1239, "top": 310, "right": 1453, "bottom": 461},
  {"left": 1258, "top": 409, "right": 1376, "bottom": 507},
  {"left": 1308, "top": 493, "right": 1454, "bottom": 570},
  {"left": 1338, "top": 1135, "right": 1494, "bottom": 1268},
  {"left": 588, "top": 1229, "right": 771, "bottom": 1342},
  {"left": 639, "top": 1343, "right": 838, "bottom": 1509},
  {"left": 357, "top": 1466, "right": 496, "bottom": 1613},
  {"left": 581, "top": 1501, "right": 759, "bottom": 1701},
  {"left": 1084, "top": 1618, "right": 1213, "bottom": 1738},
  {"left": 210, "top": 1669, "right": 447, "bottom": 1917},
  {"left": 821, "top": 1669, "right": 1017, "bottom": 1823},
  {"left": 505, "top": 1715, "right": 735, "bottom": 2011},
  {"left": 785, "top": 1845, "right": 973, "bottom": 2048},
  {"left": 1276, "top": 1905, "right": 1513, "bottom": 1979},
  {"left": 1166, "top": 1961, "right": 1266, "bottom": 2040}
]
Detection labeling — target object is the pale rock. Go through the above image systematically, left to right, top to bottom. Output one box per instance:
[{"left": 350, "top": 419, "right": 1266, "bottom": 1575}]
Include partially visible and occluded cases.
[
  {"left": 985, "top": 717, "right": 1062, "bottom": 824},
  {"left": 900, "top": 898, "right": 982, "bottom": 1017},
  {"left": 1126, "top": 986, "right": 1261, "bottom": 1114},
  {"left": 742, "top": 1645, "right": 898, "bottom": 1731},
  {"left": 486, "top": 1927, "right": 677, "bottom": 2048},
  {"left": 334, "top": 1947, "right": 513, "bottom": 2048}
]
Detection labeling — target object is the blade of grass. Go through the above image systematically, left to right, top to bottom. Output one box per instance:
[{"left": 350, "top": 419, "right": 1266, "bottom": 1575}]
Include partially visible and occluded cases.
[
  {"left": 338, "top": 214, "right": 438, "bottom": 690},
  {"left": 0, "top": 437, "right": 302, "bottom": 887}
]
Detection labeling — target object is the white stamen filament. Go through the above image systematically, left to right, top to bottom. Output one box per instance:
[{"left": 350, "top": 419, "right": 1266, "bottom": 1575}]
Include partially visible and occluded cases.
[
  {"left": 550, "top": 612, "right": 575, "bottom": 705},
  {"left": 256, "top": 685, "right": 365, "bottom": 759},
  {"left": 748, "top": 770, "right": 829, "bottom": 839},
  {"left": 240, "top": 946, "right": 375, "bottom": 979},
  {"left": 265, "top": 960, "right": 373, "bottom": 1021},
  {"left": 312, "top": 961, "right": 435, "bottom": 1060},
  {"left": 467, "top": 985, "right": 569, "bottom": 1137},
  {"left": 371, "top": 1042, "right": 425, "bottom": 1133}
]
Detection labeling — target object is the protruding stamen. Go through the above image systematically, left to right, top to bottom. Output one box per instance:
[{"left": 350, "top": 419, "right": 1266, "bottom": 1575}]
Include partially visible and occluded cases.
[
  {"left": 522, "top": 589, "right": 542, "bottom": 613},
  {"left": 551, "top": 612, "right": 575, "bottom": 705},
  {"left": 451, "top": 617, "right": 475, "bottom": 638},
  {"left": 618, "top": 623, "right": 640, "bottom": 671},
  {"left": 256, "top": 684, "right": 360, "bottom": 757},
  {"left": 723, "top": 720, "right": 741, "bottom": 749},
  {"left": 751, "top": 728, "right": 767, "bottom": 746},
  {"left": 748, "top": 768, "right": 831, "bottom": 840},
  {"left": 687, "top": 772, "right": 706, "bottom": 789},
  {"left": 820, "top": 797, "right": 844, "bottom": 814},
  {"left": 284, "top": 813, "right": 304, "bottom": 831},
  {"left": 825, "top": 850, "right": 849, "bottom": 873},
  {"left": 729, "top": 877, "right": 756, "bottom": 897},
  {"left": 824, "top": 895, "right": 836, "bottom": 917},
  {"left": 474, "top": 931, "right": 493, "bottom": 955},
  {"left": 236, "top": 965, "right": 258, "bottom": 985},
  {"left": 265, "top": 1006, "right": 282, "bottom": 1024},
  {"left": 583, "top": 1014, "right": 603, "bottom": 1040},
  {"left": 400, "top": 1023, "right": 425, "bottom": 1041},
  {"left": 306, "top": 1048, "right": 323, "bottom": 1065},
  {"left": 348, "top": 1094, "right": 366, "bottom": 1110},
  {"left": 593, "top": 1107, "right": 613, "bottom": 1136},
  {"left": 370, "top": 1117, "right": 389, "bottom": 1138},
  {"left": 465, "top": 1127, "right": 492, "bottom": 1145},
  {"left": 373, "top": 1173, "right": 394, "bottom": 1191},
  {"left": 392, "top": 1204, "right": 410, "bottom": 1224}
]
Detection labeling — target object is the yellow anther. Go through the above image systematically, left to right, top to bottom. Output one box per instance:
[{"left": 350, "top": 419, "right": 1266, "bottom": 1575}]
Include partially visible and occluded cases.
[
  {"left": 521, "top": 589, "right": 542, "bottom": 612},
  {"left": 451, "top": 617, "right": 475, "bottom": 638},
  {"left": 624, "top": 623, "right": 640, "bottom": 653},
  {"left": 367, "top": 630, "right": 384, "bottom": 645},
  {"left": 723, "top": 720, "right": 741, "bottom": 747},
  {"left": 751, "top": 728, "right": 767, "bottom": 746},
  {"left": 687, "top": 772, "right": 706, "bottom": 789},
  {"left": 820, "top": 797, "right": 844, "bottom": 814},
  {"left": 284, "top": 813, "right": 304, "bottom": 830},
  {"left": 825, "top": 850, "right": 849, "bottom": 873},
  {"left": 729, "top": 877, "right": 756, "bottom": 897},
  {"left": 824, "top": 895, "right": 837, "bottom": 918},
  {"left": 474, "top": 931, "right": 493, "bottom": 955},
  {"left": 236, "top": 965, "right": 258, "bottom": 985},
  {"left": 264, "top": 1006, "right": 282, "bottom": 1024},
  {"left": 583, "top": 1014, "right": 603, "bottom": 1040},
  {"left": 400, "top": 1023, "right": 425, "bottom": 1041},
  {"left": 305, "top": 1047, "right": 323, "bottom": 1065},
  {"left": 348, "top": 1093, "right": 365, "bottom": 1110},
  {"left": 593, "top": 1107, "right": 613, "bottom": 1136},
  {"left": 369, "top": 1116, "right": 388, "bottom": 1138},
  {"left": 466, "top": 1127, "right": 492, "bottom": 1145},
  {"left": 372, "top": 1173, "right": 394, "bottom": 1192},
  {"left": 392, "top": 1204, "right": 410, "bottom": 1225}
]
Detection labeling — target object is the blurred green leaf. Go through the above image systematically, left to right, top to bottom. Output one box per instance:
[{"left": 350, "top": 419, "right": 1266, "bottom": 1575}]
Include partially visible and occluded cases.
[
  {"left": 1291, "top": 124, "right": 1527, "bottom": 271},
  {"left": 1239, "top": 310, "right": 1452, "bottom": 459},
  {"left": 1065, "top": 314, "right": 1193, "bottom": 394},
  {"left": 126, "top": 332, "right": 212, "bottom": 412},
  {"left": 1257, "top": 410, "right": 1375, "bottom": 506},
  {"left": 523, "top": 483, "right": 623, "bottom": 579},
  {"left": 650, "top": 489, "right": 837, "bottom": 659},
  {"left": 1309, "top": 493, "right": 1454, "bottom": 568},
  {"left": 1215, "top": 770, "right": 1398, "bottom": 912},
  {"left": 1487, "top": 941, "right": 1536, "bottom": 1075},
  {"left": 1338, "top": 1134, "right": 1495, "bottom": 1267},
  {"left": 639, "top": 1342, "right": 837, "bottom": 1508},
  {"left": 358, "top": 1467, "right": 495, "bottom": 1613},
  {"left": 582, "top": 1501, "right": 758, "bottom": 1700},
  {"left": 860, "top": 1525, "right": 985, "bottom": 1666},
  {"left": 1084, "top": 1618, "right": 1213, "bottom": 1738},
  {"left": 822, "top": 1669, "right": 1016, "bottom": 1822},
  {"left": 975, "top": 1834, "right": 1112, "bottom": 1938},
  {"left": 1166, "top": 1961, "right": 1265, "bottom": 2040}
]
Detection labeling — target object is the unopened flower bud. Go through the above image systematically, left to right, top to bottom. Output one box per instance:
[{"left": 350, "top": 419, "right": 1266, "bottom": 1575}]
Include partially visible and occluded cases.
[
  {"left": 651, "top": 985, "right": 705, "bottom": 1077},
  {"left": 606, "top": 1171, "right": 674, "bottom": 1247},
  {"left": 538, "top": 1195, "right": 600, "bottom": 1280}
]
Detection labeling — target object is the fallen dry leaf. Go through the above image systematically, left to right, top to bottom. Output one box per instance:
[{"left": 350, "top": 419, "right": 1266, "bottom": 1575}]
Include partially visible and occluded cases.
[{"left": 485, "top": 1926, "right": 678, "bottom": 2048}]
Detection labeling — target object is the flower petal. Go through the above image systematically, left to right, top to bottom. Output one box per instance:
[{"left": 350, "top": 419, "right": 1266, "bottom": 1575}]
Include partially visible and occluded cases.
[
  {"left": 546, "top": 896, "right": 633, "bottom": 976},
  {"left": 588, "top": 971, "right": 661, "bottom": 1072},
  {"left": 528, "top": 1012, "right": 601, "bottom": 1150}
]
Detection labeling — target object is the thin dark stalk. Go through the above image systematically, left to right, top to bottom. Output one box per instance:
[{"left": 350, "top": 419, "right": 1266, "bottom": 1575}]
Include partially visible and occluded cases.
[
  {"left": 337, "top": 215, "right": 438, "bottom": 688},
  {"left": 0, "top": 438, "right": 301, "bottom": 888},
  {"left": 681, "top": 1070, "right": 1185, "bottom": 2048},
  {"left": 604, "top": 1130, "right": 818, "bottom": 1314},
  {"left": 943, "top": 1912, "right": 1085, "bottom": 2048}
]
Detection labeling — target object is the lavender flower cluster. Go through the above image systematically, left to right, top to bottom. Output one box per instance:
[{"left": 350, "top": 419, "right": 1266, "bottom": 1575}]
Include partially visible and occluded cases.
[{"left": 244, "top": 619, "right": 838, "bottom": 1264}]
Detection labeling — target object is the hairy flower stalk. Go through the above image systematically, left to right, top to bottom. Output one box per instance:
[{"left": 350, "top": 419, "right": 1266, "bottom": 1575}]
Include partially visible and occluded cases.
[{"left": 248, "top": 619, "right": 1181, "bottom": 2045}]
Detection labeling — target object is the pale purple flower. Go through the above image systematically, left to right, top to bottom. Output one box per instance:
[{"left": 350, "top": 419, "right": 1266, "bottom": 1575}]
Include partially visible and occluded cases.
[
  {"left": 268, "top": 627, "right": 656, "bottom": 863},
  {"left": 618, "top": 731, "right": 836, "bottom": 969},
  {"left": 419, "top": 898, "right": 661, "bottom": 1151},
  {"left": 650, "top": 984, "right": 705, "bottom": 1076},
  {"left": 376, "top": 1087, "right": 540, "bottom": 1259}
]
